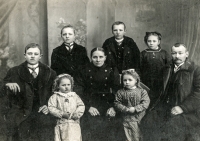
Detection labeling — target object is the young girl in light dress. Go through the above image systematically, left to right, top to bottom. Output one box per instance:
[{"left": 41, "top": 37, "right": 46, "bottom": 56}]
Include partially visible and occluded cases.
[
  {"left": 114, "top": 69, "right": 150, "bottom": 141},
  {"left": 48, "top": 74, "right": 85, "bottom": 141}
]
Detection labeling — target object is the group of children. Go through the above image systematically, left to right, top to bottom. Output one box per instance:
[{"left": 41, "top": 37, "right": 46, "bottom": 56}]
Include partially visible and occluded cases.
[{"left": 1, "top": 21, "right": 171, "bottom": 141}]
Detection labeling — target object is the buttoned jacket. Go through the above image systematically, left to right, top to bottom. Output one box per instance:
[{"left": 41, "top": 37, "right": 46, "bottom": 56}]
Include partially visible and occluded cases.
[
  {"left": 102, "top": 36, "right": 140, "bottom": 73},
  {"left": 51, "top": 42, "right": 90, "bottom": 76}
]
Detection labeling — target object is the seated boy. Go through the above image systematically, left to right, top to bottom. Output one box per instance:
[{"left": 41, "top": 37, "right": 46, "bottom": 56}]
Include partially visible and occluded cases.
[
  {"left": 102, "top": 21, "right": 140, "bottom": 74},
  {"left": 1, "top": 43, "right": 56, "bottom": 141}
]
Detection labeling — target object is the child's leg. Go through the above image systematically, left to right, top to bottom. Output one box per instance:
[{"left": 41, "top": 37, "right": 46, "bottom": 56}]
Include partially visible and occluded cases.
[{"left": 123, "top": 121, "right": 141, "bottom": 141}]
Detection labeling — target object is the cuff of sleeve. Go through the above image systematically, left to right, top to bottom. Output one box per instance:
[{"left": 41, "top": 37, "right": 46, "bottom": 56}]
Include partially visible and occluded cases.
[
  {"left": 179, "top": 105, "right": 187, "bottom": 113},
  {"left": 122, "top": 107, "right": 129, "bottom": 113},
  {"left": 59, "top": 111, "right": 64, "bottom": 118}
]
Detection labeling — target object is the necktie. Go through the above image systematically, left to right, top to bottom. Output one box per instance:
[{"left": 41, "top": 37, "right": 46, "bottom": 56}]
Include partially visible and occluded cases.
[
  {"left": 65, "top": 43, "right": 73, "bottom": 52},
  {"left": 174, "top": 66, "right": 180, "bottom": 73},
  {"left": 28, "top": 67, "right": 38, "bottom": 78}
]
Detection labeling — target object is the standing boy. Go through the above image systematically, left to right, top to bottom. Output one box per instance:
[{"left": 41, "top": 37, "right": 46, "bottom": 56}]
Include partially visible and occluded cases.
[
  {"left": 102, "top": 21, "right": 140, "bottom": 74},
  {"left": 51, "top": 25, "right": 90, "bottom": 76},
  {"left": 1, "top": 43, "right": 56, "bottom": 141}
]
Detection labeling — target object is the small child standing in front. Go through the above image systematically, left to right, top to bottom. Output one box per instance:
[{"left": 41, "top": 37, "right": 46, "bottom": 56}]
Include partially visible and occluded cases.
[
  {"left": 140, "top": 32, "right": 171, "bottom": 108},
  {"left": 114, "top": 69, "right": 150, "bottom": 141},
  {"left": 48, "top": 74, "right": 85, "bottom": 141}
]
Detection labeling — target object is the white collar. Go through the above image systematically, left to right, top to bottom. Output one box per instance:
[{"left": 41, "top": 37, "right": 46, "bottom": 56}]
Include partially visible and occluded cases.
[
  {"left": 115, "top": 38, "right": 124, "bottom": 43},
  {"left": 174, "top": 62, "right": 184, "bottom": 69},
  {"left": 27, "top": 63, "right": 39, "bottom": 69},
  {"left": 54, "top": 92, "right": 75, "bottom": 98}
]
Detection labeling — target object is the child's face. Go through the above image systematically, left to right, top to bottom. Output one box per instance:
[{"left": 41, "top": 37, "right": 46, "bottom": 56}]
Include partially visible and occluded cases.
[
  {"left": 112, "top": 24, "right": 126, "bottom": 40},
  {"left": 61, "top": 27, "right": 75, "bottom": 44},
  {"left": 147, "top": 35, "right": 160, "bottom": 50},
  {"left": 24, "top": 47, "right": 42, "bottom": 65},
  {"left": 91, "top": 50, "right": 106, "bottom": 67},
  {"left": 123, "top": 74, "right": 137, "bottom": 89},
  {"left": 59, "top": 78, "right": 71, "bottom": 93}
]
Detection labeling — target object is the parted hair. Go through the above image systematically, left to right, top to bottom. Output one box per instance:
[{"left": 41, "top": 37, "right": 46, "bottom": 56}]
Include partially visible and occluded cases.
[
  {"left": 90, "top": 47, "right": 106, "bottom": 57},
  {"left": 52, "top": 74, "right": 74, "bottom": 92}
]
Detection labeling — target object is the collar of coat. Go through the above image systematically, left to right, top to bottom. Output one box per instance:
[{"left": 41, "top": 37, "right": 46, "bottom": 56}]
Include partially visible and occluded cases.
[
  {"left": 108, "top": 36, "right": 133, "bottom": 55},
  {"left": 58, "top": 42, "right": 79, "bottom": 55},
  {"left": 144, "top": 46, "right": 161, "bottom": 52},
  {"left": 166, "top": 60, "right": 194, "bottom": 72},
  {"left": 17, "top": 61, "right": 52, "bottom": 85},
  {"left": 89, "top": 62, "right": 108, "bottom": 70},
  {"left": 54, "top": 92, "right": 75, "bottom": 98}
]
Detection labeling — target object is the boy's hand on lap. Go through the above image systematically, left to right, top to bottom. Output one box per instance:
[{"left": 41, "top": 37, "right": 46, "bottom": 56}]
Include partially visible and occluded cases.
[{"left": 6, "top": 83, "right": 20, "bottom": 94}]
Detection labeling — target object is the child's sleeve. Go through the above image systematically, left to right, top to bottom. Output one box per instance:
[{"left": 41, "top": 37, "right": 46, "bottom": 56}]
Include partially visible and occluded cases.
[
  {"left": 135, "top": 89, "right": 150, "bottom": 113},
  {"left": 114, "top": 90, "right": 129, "bottom": 113},
  {"left": 48, "top": 94, "right": 63, "bottom": 118},
  {"left": 71, "top": 94, "right": 85, "bottom": 119}
]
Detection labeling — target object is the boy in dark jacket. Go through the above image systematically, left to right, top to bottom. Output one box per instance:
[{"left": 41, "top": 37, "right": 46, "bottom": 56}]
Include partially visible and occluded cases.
[
  {"left": 102, "top": 21, "right": 140, "bottom": 74},
  {"left": 51, "top": 25, "right": 90, "bottom": 76},
  {"left": 1, "top": 43, "right": 56, "bottom": 141}
]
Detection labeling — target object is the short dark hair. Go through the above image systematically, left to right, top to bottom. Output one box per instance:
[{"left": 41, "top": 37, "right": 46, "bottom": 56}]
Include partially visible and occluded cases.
[
  {"left": 112, "top": 21, "right": 126, "bottom": 31},
  {"left": 61, "top": 25, "right": 76, "bottom": 35},
  {"left": 144, "top": 32, "right": 162, "bottom": 46},
  {"left": 24, "top": 43, "right": 42, "bottom": 54},
  {"left": 172, "top": 43, "right": 188, "bottom": 51},
  {"left": 90, "top": 47, "right": 106, "bottom": 57}
]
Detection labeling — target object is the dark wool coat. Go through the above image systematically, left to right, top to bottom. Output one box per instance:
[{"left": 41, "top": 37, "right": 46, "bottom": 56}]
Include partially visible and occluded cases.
[
  {"left": 102, "top": 36, "right": 140, "bottom": 74},
  {"left": 51, "top": 42, "right": 90, "bottom": 76},
  {"left": 1, "top": 61, "right": 56, "bottom": 137},
  {"left": 142, "top": 61, "right": 200, "bottom": 141}
]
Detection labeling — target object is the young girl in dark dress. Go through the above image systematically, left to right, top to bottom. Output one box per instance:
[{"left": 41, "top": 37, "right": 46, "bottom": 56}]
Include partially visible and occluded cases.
[{"left": 140, "top": 32, "right": 171, "bottom": 108}]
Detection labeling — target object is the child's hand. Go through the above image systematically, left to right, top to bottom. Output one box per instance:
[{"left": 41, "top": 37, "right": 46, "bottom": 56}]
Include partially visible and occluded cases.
[
  {"left": 128, "top": 107, "right": 135, "bottom": 113},
  {"left": 62, "top": 112, "right": 70, "bottom": 119},
  {"left": 71, "top": 113, "right": 79, "bottom": 120}
]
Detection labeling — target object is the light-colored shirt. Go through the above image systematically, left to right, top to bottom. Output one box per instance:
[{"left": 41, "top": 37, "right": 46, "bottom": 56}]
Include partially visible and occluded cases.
[
  {"left": 174, "top": 62, "right": 184, "bottom": 73},
  {"left": 27, "top": 63, "right": 39, "bottom": 75}
]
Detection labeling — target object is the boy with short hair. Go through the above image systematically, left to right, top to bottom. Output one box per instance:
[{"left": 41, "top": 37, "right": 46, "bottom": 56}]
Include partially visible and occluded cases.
[
  {"left": 102, "top": 21, "right": 140, "bottom": 74},
  {"left": 51, "top": 25, "right": 90, "bottom": 76},
  {"left": 1, "top": 43, "right": 56, "bottom": 141}
]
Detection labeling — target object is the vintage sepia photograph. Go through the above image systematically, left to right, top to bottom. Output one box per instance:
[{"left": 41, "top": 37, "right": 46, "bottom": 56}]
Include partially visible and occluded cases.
[{"left": 0, "top": 0, "right": 200, "bottom": 141}]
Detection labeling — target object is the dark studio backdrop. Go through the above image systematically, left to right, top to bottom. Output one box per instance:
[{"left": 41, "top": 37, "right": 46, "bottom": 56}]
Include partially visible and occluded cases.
[{"left": 0, "top": 0, "right": 200, "bottom": 140}]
